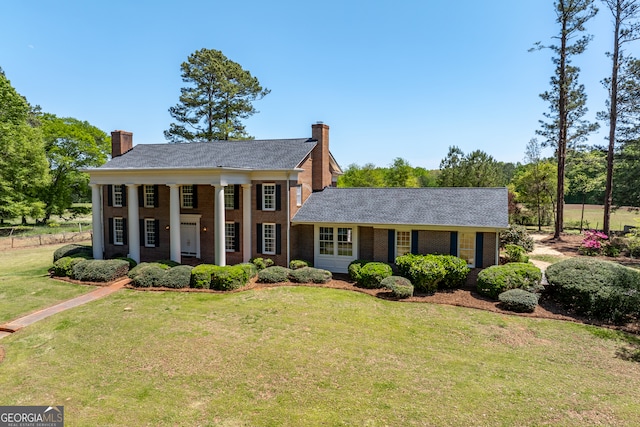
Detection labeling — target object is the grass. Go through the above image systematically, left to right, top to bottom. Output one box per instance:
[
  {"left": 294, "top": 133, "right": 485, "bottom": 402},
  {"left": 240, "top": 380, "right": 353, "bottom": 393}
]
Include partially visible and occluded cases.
[
  {"left": 0, "top": 204, "right": 92, "bottom": 237},
  {"left": 564, "top": 204, "right": 640, "bottom": 232},
  {"left": 0, "top": 243, "right": 92, "bottom": 323},
  {"left": 528, "top": 254, "right": 568, "bottom": 265},
  {"left": 1, "top": 269, "right": 640, "bottom": 424}
]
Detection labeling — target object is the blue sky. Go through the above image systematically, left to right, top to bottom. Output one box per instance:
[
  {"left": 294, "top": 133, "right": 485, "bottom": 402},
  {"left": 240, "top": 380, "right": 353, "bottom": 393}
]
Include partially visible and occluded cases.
[{"left": 1, "top": 0, "right": 619, "bottom": 169}]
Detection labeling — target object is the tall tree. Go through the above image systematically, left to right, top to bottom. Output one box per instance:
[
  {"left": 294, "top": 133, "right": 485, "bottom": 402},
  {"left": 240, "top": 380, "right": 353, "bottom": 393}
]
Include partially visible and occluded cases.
[
  {"left": 534, "top": 0, "right": 599, "bottom": 238},
  {"left": 600, "top": 0, "right": 640, "bottom": 233},
  {"left": 165, "top": 48, "right": 270, "bottom": 142},
  {"left": 437, "top": 146, "right": 505, "bottom": 187},
  {"left": 385, "top": 158, "right": 417, "bottom": 187},
  {"left": 337, "top": 163, "right": 385, "bottom": 187}
]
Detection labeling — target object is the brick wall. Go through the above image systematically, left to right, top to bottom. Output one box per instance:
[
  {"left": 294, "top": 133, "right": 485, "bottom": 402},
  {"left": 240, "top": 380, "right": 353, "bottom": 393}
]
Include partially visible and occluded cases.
[
  {"left": 251, "top": 179, "right": 289, "bottom": 267},
  {"left": 291, "top": 224, "right": 314, "bottom": 264},
  {"left": 359, "top": 226, "right": 374, "bottom": 260},
  {"left": 372, "top": 228, "right": 389, "bottom": 263},
  {"left": 422, "top": 231, "right": 451, "bottom": 255},
  {"left": 482, "top": 232, "right": 497, "bottom": 267}
]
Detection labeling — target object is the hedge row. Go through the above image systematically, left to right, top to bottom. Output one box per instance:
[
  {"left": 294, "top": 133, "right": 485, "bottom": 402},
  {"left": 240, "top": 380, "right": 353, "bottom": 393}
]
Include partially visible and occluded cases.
[
  {"left": 396, "top": 254, "right": 470, "bottom": 293},
  {"left": 476, "top": 263, "right": 542, "bottom": 299},
  {"left": 189, "top": 264, "right": 258, "bottom": 290},
  {"left": 257, "top": 266, "right": 332, "bottom": 284}
]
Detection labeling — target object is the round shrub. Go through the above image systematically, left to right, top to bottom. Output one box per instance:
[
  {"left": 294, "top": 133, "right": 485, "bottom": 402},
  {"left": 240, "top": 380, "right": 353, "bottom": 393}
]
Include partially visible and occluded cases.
[
  {"left": 500, "top": 225, "right": 534, "bottom": 252},
  {"left": 53, "top": 244, "right": 92, "bottom": 262},
  {"left": 503, "top": 244, "right": 529, "bottom": 264},
  {"left": 396, "top": 254, "right": 446, "bottom": 293},
  {"left": 438, "top": 255, "right": 471, "bottom": 289},
  {"left": 52, "top": 256, "right": 87, "bottom": 278},
  {"left": 251, "top": 257, "right": 274, "bottom": 271},
  {"left": 546, "top": 258, "right": 640, "bottom": 323},
  {"left": 72, "top": 259, "right": 130, "bottom": 282},
  {"left": 289, "top": 259, "right": 311, "bottom": 270},
  {"left": 348, "top": 259, "right": 369, "bottom": 281},
  {"left": 129, "top": 262, "right": 171, "bottom": 280},
  {"left": 357, "top": 262, "right": 393, "bottom": 289},
  {"left": 237, "top": 263, "right": 258, "bottom": 280},
  {"left": 476, "top": 263, "right": 542, "bottom": 299},
  {"left": 190, "top": 264, "right": 221, "bottom": 289},
  {"left": 130, "top": 265, "right": 166, "bottom": 288},
  {"left": 157, "top": 265, "right": 193, "bottom": 289},
  {"left": 211, "top": 265, "right": 249, "bottom": 291},
  {"left": 257, "top": 266, "right": 292, "bottom": 283},
  {"left": 288, "top": 267, "right": 332, "bottom": 284},
  {"left": 381, "top": 276, "right": 414, "bottom": 299},
  {"left": 498, "top": 289, "right": 539, "bottom": 313}
]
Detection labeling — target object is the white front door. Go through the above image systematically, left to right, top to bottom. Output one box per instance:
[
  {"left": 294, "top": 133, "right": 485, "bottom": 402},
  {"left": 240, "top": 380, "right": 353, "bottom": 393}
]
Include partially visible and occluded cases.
[{"left": 181, "top": 222, "right": 197, "bottom": 256}]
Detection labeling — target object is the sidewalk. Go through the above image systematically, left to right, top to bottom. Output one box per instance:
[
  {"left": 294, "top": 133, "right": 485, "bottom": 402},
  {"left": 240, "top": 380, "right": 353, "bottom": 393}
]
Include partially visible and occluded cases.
[{"left": 0, "top": 278, "right": 129, "bottom": 340}]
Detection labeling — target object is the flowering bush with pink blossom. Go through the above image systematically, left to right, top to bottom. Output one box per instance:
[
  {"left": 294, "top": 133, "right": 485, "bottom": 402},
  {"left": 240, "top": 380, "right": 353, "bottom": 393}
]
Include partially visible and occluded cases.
[{"left": 579, "top": 230, "right": 609, "bottom": 256}]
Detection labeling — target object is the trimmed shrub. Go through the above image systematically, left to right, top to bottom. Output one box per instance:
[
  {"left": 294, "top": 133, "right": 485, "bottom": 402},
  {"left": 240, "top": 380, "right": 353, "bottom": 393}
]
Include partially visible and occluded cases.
[
  {"left": 500, "top": 225, "right": 534, "bottom": 252},
  {"left": 53, "top": 244, "right": 92, "bottom": 262},
  {"left": 503, "top": 244, "right": 529, "bottom": 264},
  {"left": 396, "top": 254, "right": 446, "bottom": 294},
  {"left": 438, "top": 255, "right": 471, "bottom": 289},
  {"left": 52, "top": 256, "right": 87, "bottom": 278},
  {"left": 116, "top": 257, "right": 138, "bottom": 269},
  {"left": 251, "top": 257, "right": 274, "bottom": 271},
  {"left": 546, "top": 258, "right": 640, "bottom": 323},
  {"left": 72, "top": 259, "right": 129, "bottom": 282},
  {"left": 156, "top": 259, "right": 180, "bottom": 268},
  {"left": 289, "top": 259, "right": 311, "bottom": 270},
  {"left": 348, "top": 259, "right": 369, "bottom": 281},
  {"left": 129, "top": 262, "right": 171, "bottom": 280},
  {"left": 357, "top": 262, "right": 393, "bottom": 289},
  {"left": 237, "top": 263, "right": 258, "bottom": 280},
  {"left": 476, "top": 263, "right": 542, "bottom": 299},
  {"left": 190, "top": 264, "right": 221, "bottom": 289},
  {"left": 130, "top": 265, "right": 166, "bottom": 288},
  {"left": 157, "top": 265, "right": 193, "bottom": 289},
  {"left": 211, "top": 265, "right": 249, "bottom": 291},
  {"left": 258, "top": 266, "right": 292, "bottom": 283},
  {"left": 288, "top": 267, "right": 332, "bottom": 284},
  {"left": 381, "top": 276, "right": 414, "bottom": 299},
  {"left": 498, "top": 289, "right": 539, "bottom": 313}
]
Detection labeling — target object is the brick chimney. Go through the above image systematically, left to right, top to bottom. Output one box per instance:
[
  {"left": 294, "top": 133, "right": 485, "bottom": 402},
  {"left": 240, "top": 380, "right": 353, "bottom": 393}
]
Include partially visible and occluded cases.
[
  {"left": 311, "top": 122, "right": 332, "bottom": 191},
  {"left": 111, "top": 130, "right": 133, "bottom": 158}
]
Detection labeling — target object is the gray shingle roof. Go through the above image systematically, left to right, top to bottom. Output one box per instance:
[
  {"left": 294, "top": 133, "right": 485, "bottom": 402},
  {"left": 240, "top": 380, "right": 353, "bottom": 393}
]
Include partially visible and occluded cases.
[
  {"left": 98, "top": 138, "right": 317, "bottom": 170},
  {"left": 292, "top": 187, "right": 509, "bottom": 228}
]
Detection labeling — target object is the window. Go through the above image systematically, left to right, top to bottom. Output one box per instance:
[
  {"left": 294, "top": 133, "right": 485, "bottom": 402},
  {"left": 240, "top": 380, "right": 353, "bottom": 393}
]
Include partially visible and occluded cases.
[
  {"left": 262, "top": 183, "right": 275, "bottom": 211},
  {"left": 113, "top": 185, "right": 123, "bottom": 207},
  {"left": 144, "top": 185, "right": 155, "bottom": 208},
  {"left": 181, "top": 185, "right": 193, "bottom": 208},
  {"left": 225, "top": 185, "right": 235, "bottom": 210},
  {"left": 296, "top": 185, "right": 302, "bottom": 207},
  {"left": 114, "top": 217, "right": 124, "bottom": 245},
  {"left": 144, "top": 218, "right": 156, "bottom": 247},
  {"left": 225, "top": 222, "right": 235, "bottom": 252},
  {"left": 263, "top": 223, "right": 276, "bottom": 255},
  {"left": 319, "top": 226, "right": 334, "bottom": 255},
  {"left": 337, "top": 228, "right": 353, "bottom": 256},
  {"left": 396, "top": 231, "right": 411, "bottom": 257},
  {"left": 459, "top": 232, "right": 475, "bottom": 267}
]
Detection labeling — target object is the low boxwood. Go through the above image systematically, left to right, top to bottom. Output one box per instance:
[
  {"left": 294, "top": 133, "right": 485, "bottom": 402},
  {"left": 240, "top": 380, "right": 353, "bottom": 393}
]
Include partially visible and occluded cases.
[
  {"left": 53, "top": 244, "right": 92, "bottom": 262},
  {"left": 396, "top": 254, "right": 446, "bottom": 294},
  {"left": 52, "top": 256, "right": 87, "bottom": 278},
  {"left": 251, "top": 257, "right": 274, "bottom": 271},
  {"left": 546, "top": 258, "right": 640, "bottom": 324},
  {"left": 72, "top": 259, "right": 130, "bottom": 282},
  {"left": 289, "top": 259, "right": 311, "bottom": 270},
  {"left": 348, "top": 259, "right": 369, "bottom": 282},
  {"left": 129, "top": 262, "right": 171, "bottom": 280},
  {"left": 357, "top": 262, "right": 393, "bottom": 289},
  {"left": 476, "top": 263, "right": 542, "bottom": 299},
  {"left": 190, "top": 264, "right": 221, "bottom": 289},
  {"left": 130, "top": 265, "right": 166, "bottom": 288},
  {"left": 157, "top": 265, "right": 193, "bottom": 289},
  {"left": 211, "top": 265, "right": 249, "bottom": 291},
  {"left": 257, "top": 266, "right": 292, "bottom": 283},
  {"left": 288, "top": 267, "right": 332, "bottom": 284},
  {"left": 381, "top": 276, "right": 414, "bottom": 299},
  {"left": 498, "top": 289, "right": 539, "bottom": 313}
]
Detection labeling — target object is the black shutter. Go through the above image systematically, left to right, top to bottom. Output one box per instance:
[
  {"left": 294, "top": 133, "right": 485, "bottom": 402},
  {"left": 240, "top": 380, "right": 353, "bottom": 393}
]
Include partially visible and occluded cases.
[
  {"left": 256, "top": 184, "right": 262, "bottom": 210},
  {"left": 107, "top": 185, "right": 113, "bottom": 207},
  {"left": 154, "top": 185, "right": 159, "bottom": 207},
  {"left": 192, "top": 185, "right": 198, "bottom": 208},
  {"left": 234, "top": 185, "right": 240, "bottom": 209},
  {"left": 275, "top": 185, "right": 281, "bottom": 211},
  {"left": 138, "top": 186, "right": 144, "bottom": 207},
  {"left": 122, "top": 187, "right": 127, "bottom": 207},
  {"left": 108, "top": 218, "right": 114, "bottom": 244},
  {"left": 122, "top": 218, "right": 128, "bottom": 245},
  {"left": 139, "top": 219, "right": 144, "bottom": 246},
  {"left": 155, "top": 220, "right": 160, "bottom": 247},
  {"left": 234, "top": 222, "right": 240, "bottom": 252},
  {"left": 256, "top": 223, "right": 263, "bottom": 253},
  {"left": 276, "top": 224, "right": 282, "bottom": 255},
  {"left": 388, "top": 229, "right": 395, "bottom": 264},
  {"left": 411, "top": 230, "right": 419, "bottom": 254},
  {"left": 450, "top": 231, "right": 458, "bottom": 256},
  {"left": 475, "top": 233, "right": 484, "bottom": 268}
]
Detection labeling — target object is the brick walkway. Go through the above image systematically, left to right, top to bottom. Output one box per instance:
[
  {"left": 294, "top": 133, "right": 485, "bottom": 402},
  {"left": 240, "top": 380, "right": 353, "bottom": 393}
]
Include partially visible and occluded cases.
[{"left": 0, "top": 278, "right": 129, "bottom": 339}]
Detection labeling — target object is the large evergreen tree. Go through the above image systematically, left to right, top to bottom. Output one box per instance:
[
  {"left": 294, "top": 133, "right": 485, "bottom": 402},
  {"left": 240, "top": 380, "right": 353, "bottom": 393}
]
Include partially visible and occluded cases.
[
  {"left": 534, "top": 0, "right": 599, "bottom": 238},
  {"left": 164, "top": 48, "right": 270, "bottom": 142},
  {"left": 437, "top": 146, "right": 507, "bottom": 187}
]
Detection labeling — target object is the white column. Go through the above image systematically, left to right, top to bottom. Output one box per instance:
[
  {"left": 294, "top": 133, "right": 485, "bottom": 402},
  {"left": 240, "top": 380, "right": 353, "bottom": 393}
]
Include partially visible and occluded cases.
[
  {"left": 90, "top": 184, "right": 103, "bottom": 260},
  {"left": 127, "top": 184, "right": 140, "bottom": 263},
  {"left": 168, "top": 184, "right": 181, "bottom": 263},
  {"left": 214, "top": 184, "right": 226, "bottom": 266},
  {"left": 242, "top": 184, "right": 252, "bottom": 263}
]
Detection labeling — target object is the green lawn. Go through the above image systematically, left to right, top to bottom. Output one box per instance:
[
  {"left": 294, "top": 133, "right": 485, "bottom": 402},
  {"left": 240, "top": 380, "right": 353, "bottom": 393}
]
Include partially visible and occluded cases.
[
  {"left": 564, "top": 204, "right": 640, "bottom": 231},
  {"left": 0, "top": 243, "right": 92, "bottom": 323},
  {"left": 1, "top": 278, "right": 640, "bottom": 425}
]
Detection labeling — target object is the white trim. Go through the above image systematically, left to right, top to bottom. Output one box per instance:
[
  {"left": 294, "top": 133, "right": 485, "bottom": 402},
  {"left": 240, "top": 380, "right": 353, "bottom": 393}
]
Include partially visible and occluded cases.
[
  {"left": 262, "top": 183, "right": 276, "bottom": 211},
  {"left": 112, "top": 184, "right": 123, "bottom": 207},
  {"left": 144, "top": 185, "right": 155, "bottom": 208},
  {"left": 180, "top": 185, "right": 194, "bottom": 209},
  {"left": 180, "top": 214, "right": 202, "bottom": 259},
  {"left": 113, "top": 217, "right": 124, "bottom": 246},
  {"left": 225, "top": 221, "right": 235, "bottom": 252},
  {"left": 262, "top": 223, "right": 276, "bottom": 255},
  {"left": 313, "top": 224, "right": 358, "bottom": 273},
  {"left": 395, "top": 230, "right": 411, "bottom": 257},
  {"left": 458, "top": 231, "right": 476, "bottom": 268}
]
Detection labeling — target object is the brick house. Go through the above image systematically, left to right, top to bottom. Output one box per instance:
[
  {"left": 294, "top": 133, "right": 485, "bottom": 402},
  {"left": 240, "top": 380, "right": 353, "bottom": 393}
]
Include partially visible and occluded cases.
[{"left": 86, "top": 123, "right": 508, "bottom": 273}]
